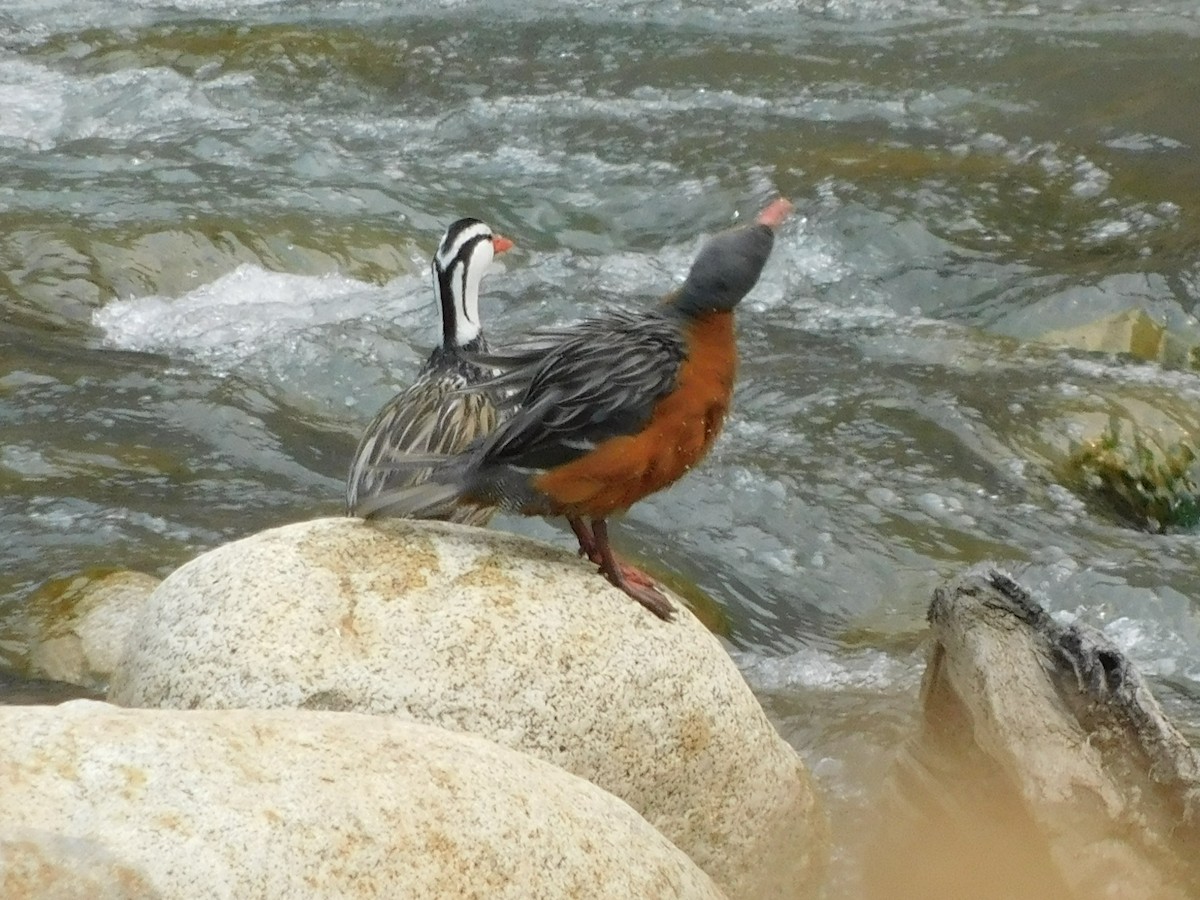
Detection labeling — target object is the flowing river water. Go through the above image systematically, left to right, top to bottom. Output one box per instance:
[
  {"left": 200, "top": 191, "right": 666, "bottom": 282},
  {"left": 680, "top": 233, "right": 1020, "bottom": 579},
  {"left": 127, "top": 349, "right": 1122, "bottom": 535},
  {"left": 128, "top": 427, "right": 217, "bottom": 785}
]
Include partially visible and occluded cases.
[{"left": 3, "top": 0, "right": 1200, "bottom": 894}]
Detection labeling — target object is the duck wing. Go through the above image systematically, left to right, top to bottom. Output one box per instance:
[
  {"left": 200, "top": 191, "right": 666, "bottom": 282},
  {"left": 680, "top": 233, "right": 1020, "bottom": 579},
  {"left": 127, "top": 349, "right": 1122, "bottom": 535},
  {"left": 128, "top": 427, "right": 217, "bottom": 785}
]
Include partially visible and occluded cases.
[{"left": 472, "top": 308, "right": 687, "bottom": 473}]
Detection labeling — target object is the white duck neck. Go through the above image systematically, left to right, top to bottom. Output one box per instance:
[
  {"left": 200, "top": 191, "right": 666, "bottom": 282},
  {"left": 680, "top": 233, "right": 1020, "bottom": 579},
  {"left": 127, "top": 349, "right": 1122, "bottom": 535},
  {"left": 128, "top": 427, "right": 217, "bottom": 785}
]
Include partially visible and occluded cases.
[{"left": 433, "top": 222, "right": 494, "bottom": 349}]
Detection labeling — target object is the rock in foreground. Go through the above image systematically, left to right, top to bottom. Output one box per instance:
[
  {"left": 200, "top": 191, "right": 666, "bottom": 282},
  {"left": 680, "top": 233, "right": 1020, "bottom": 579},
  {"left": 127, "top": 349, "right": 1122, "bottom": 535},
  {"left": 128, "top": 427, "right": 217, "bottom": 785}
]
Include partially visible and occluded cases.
[
  {"left": 108, "top": 516, "right": 825, "bottom": 900},
  {"left": 868, "top": 566, "right": 1200, "bottom": 900},
  {"left": 0, "top": 701, "right": 724, "bottom": 900}
]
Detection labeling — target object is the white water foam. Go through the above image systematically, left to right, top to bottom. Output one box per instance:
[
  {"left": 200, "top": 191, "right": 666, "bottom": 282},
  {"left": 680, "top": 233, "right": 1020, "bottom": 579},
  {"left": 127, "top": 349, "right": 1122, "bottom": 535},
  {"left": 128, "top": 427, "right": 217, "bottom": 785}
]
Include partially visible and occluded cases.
[
  {"left": 0, "top": 55, "right": 241, "bottom": 151},
  {"left": 0, "top": 59, "right": 67, "bottom": 150},
  {"left": 92, "top": 263, "right": 416, "bottom": 369},
  {"left": 25, "top": 495, "right": 203, "bottom": 543},
  {"left": 733, "top": 644, "right": 921, "bottom": 693}
]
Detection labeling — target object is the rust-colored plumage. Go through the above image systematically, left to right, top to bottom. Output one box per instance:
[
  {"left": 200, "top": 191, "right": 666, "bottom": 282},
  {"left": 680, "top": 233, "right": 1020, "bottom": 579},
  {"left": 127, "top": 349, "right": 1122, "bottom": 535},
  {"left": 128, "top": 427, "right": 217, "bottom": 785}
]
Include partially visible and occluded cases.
[
  {"left": 356, "top": 198, "right": 793, "bottom": 620},
  {"left": 533, "top": 310, "right": 735, "bottom": 518}
]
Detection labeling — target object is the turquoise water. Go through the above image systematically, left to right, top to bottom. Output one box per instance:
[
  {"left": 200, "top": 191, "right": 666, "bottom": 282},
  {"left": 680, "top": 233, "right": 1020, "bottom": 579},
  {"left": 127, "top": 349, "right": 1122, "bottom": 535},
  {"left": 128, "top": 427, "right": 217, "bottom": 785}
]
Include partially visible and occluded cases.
[{"left": 3, "top": 0, "right": 1200, "bottom": 891}]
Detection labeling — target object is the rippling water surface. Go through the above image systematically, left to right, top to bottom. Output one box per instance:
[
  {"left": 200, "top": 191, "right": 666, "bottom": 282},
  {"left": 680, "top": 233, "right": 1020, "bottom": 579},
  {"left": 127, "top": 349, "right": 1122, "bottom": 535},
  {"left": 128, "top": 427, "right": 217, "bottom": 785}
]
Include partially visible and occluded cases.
[{"left": 4, "top": 0, "right": 1200, "bottom": 892}]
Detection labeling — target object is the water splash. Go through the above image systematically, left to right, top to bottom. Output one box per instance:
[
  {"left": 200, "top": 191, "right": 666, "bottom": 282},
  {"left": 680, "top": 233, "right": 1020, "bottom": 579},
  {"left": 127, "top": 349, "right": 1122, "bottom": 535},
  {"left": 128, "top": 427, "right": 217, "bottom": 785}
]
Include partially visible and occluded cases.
[{"left": 92, "top": 264, "right": 414, "bottom": 368}]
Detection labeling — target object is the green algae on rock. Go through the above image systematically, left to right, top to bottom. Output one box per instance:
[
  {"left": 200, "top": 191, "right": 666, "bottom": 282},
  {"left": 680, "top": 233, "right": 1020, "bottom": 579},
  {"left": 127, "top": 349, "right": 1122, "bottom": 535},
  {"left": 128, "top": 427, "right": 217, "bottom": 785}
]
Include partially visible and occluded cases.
[{"left": 1062, "top": 419, "right": 1200, "bottom": 533}]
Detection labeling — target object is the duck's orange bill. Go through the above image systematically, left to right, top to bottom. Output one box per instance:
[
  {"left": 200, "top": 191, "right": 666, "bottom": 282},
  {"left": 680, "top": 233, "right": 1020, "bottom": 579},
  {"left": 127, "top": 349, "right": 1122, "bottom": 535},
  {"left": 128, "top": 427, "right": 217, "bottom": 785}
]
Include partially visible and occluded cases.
[
  {"left": 756, "top": 198, "right": 793, "bottom": 229},
  {"left": 492, "top": 235, "right": 515, "bottom": 254}
]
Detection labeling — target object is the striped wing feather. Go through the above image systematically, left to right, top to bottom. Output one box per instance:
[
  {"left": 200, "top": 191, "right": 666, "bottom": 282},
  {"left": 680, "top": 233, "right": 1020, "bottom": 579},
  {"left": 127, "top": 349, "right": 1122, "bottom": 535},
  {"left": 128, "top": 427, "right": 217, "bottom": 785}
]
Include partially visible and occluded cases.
[{"left": 347, "top": 369, "right": 498, "bottom": 524}]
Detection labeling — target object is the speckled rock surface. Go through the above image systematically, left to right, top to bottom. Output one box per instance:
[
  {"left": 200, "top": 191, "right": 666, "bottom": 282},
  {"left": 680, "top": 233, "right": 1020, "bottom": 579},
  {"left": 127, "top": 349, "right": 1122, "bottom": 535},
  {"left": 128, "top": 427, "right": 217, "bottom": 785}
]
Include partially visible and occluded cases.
[
  {"left": 108, "top": 516, "right": 826, "bottom": 899},
  {"left": 27, "top": 570, "right": 160, "bottom": 689},
  {"left": 0, "top": 701, "right": 724, "bottom": 900},
  {"left": 0, "top": 829, "right": 160, "bottom": 899}
]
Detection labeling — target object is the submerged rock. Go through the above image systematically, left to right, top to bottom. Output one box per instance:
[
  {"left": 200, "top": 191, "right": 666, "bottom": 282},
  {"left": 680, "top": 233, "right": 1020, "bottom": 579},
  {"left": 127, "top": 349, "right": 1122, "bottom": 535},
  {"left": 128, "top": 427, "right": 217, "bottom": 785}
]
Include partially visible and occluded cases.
[
  {"left": 1038, "top": 307, "right": 1200, "bottom": 370},
  {"left": 108, "top": 516, "right": 826, "bottom": 900},
  {"left": 868, "top": 566, "right": 1200, "bottom": 900},
  {"left": 25, "top": 569, "right": 161, "bottom": 689},
  {"left": 0, "top": 701, "right": 723, "bottom": 900}
]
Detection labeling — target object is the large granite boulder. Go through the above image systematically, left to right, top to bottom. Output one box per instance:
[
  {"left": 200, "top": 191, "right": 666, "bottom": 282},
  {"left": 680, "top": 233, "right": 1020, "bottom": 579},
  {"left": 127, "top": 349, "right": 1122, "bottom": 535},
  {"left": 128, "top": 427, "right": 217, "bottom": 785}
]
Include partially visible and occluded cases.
[
  {"left": 107, "top": 516, "right": 826, "bottom": 899},
  {"left": 867, "top": 566, "right": 1200, "bottom": 900},
  {"left": 0, "top": 701, "right": 724, "bottom": 899}
]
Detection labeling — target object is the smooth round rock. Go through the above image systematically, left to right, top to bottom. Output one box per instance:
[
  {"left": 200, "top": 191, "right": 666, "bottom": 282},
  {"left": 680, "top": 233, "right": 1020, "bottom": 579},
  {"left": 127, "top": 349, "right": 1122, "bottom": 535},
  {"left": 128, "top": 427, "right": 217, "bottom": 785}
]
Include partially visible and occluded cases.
[
  {"left": 108, "top": 517, "right": 826, "bottom": 899},
  {"left": 0, "top": 701, "right": 725, "bottom": 900}
]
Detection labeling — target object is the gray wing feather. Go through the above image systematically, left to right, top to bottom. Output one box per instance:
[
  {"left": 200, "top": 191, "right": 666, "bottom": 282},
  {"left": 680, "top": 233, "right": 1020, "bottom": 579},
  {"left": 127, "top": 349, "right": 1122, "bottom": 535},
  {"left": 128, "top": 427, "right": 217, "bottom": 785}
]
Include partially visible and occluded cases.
[{"left": 472, "top": 309, "right": 687, "bottom": 471}]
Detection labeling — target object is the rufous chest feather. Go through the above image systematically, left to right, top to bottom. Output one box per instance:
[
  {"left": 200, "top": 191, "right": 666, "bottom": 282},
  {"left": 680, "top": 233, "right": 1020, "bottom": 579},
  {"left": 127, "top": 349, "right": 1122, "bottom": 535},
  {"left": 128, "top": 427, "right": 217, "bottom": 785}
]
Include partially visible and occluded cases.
[
  {"left": 531, "top": 310, "right": 738, "bottom": 517},
  {"left": 635, "top": 310, "right": 736, "bottom": 475},
  {"left": 670, "top": 310, "right": 737, "bottom": 433}
]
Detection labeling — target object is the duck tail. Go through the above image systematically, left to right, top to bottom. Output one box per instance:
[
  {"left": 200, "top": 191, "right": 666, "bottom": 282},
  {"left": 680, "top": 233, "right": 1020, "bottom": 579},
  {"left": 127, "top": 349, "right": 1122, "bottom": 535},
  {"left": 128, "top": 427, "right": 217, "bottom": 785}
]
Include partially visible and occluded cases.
[
  {"left": 348, "top": 450, "right": 482, "bottom": 521},
  {"left": 352, "top": 478, "right": 469, "bottom": 521}
]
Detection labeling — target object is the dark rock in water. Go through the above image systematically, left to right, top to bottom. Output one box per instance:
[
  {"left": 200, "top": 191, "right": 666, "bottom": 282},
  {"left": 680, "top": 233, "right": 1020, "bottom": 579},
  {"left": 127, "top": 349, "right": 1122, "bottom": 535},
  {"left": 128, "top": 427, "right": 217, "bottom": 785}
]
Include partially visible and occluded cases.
[
  {"left": 866, "top": 565, "right": 1200, "bottom": 900},
  {"left": 0, "top": 670, "right": 103, "bottom": 706}
]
